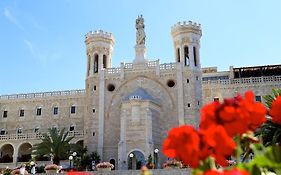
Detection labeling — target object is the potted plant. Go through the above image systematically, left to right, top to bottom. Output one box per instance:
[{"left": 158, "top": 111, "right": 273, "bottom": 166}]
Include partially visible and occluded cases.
[
  {"left": 146, "top": 154, "right": 154, "bottom": 169},
  {"left": 162, "top": 159, "right": 183, "bottom": 169},
  {"left": 96, "top": 162, "right": 114, "bottom": 172},
  {"left": 44, "top": 164, "right": 59, "bottom": 173},
  {"left": 11, "top": 169, "right": 28, "bottom": 175}
]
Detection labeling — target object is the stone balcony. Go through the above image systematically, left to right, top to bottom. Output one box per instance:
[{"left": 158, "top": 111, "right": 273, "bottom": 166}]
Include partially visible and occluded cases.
[
  {"left": 202, "top": 75, "right": 281, "bottom": 85},
  {"left": 0, "top": 131, "right": 84, "bottom": 141}
]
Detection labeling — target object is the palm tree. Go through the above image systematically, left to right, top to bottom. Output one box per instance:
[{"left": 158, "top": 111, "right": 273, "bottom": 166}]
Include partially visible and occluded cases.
[
  {"left": 256, "top": 88, "right": 281, "bottom": 146},
  {"left": 32, "top": 128, "right": 74, "bottom": 165}
]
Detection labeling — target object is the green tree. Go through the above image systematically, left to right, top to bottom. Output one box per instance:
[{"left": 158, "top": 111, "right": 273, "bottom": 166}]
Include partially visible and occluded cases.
[
  {"left": 256, "top": 88, "right": 281, "bottom": 146},
  {"left": 32, "top": 128, "right": 74, "bottom": 165}
]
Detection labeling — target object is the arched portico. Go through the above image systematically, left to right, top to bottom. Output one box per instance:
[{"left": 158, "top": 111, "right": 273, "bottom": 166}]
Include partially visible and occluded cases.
[
  {"left": 18, "top": 142, "right": 32, "bottom": 162},
  {"left": 0, "top": 144, "right": 14, "bottom": 163}
]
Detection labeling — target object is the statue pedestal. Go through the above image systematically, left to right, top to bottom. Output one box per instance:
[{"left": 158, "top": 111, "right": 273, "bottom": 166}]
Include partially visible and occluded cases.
[{"left": 134, "top": 45, "right": 147, "bottom": 64}]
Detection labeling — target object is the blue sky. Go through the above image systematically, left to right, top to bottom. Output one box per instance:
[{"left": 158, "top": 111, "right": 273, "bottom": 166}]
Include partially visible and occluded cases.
[{"left": 0, "top": 0, "right": 280, "bottom": 95}]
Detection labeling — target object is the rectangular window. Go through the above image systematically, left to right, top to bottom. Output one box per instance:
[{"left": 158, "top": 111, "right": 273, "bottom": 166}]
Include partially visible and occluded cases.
[
  {"left": 94, "top": 85, "right": 97, "bottom": 91},
  {"left": 255, "top": 96, "right": 262, "bottom": 102},
  {"left": 214, "top": 97, "right": 219, "bottom": 102},
  {"left": 71, "top": 106, "right": 76, "bottom": 114},
  {"left": 53, "top": 107, "right": 58, "bottom": 115},
  {"left": 36, "top": 108, "right": 42, "bottom": 116},
  {"left": 19, "top": 109, "right": 24, "bottom": 117},
  {"left": 93, "top": 109, "right": 96, "bottom": 113},
  {"left": 3, "top": 111, "right": 8, "bottom": 118},
  {"left": 69, "top": 126, "right": 75, "bottom": 131},
  {"left": 34, "top": 127, "right": 39, "bottom": 133},
  {"left": 17, "top": 128, "right": 22, "bottom": 134},
  {"left": 0, "top": 129, "right": 5, "bottom": 135}
]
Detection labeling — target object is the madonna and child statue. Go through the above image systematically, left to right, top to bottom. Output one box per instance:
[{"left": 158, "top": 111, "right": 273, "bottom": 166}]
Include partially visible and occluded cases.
[{"left": 134, "top": 15, "right": 147, "bottom": 64}]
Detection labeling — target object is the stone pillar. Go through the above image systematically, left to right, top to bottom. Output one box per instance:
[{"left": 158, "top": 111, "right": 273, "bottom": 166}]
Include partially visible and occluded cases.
[
  {"left": 134, "top": 45, "right": 147, "bottom": 64},
  {"left": 189, "top": 45, "right": 194, "bottom": 67},
  {"left": 98, "top": 54, "right": 103, "bottom": 71},
  {"left": 89, "top": 55, "right": 94, "bottom": 75},
  {"left": 156, "top": 59, "right": 160, "bottom": 76},
  {"left": 120, "top": 62, "right": 125, "bottom": 79},
  {"left": 176, "top": 63, "right": 185, "bottom": 125},
  {"left": 97, "top": 70, "right": 105, "bottom": 160},
  {"left": 118, "top": 109, "right": 127, "bottom": 170},
  {"left": 13, "top": 145, "right": 18, "bottom": 165}
]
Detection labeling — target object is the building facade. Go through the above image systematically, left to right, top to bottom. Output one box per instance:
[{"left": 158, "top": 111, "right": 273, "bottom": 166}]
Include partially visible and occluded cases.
[{"left": 0, "top": 16, "right": 280, "bottom": 169}]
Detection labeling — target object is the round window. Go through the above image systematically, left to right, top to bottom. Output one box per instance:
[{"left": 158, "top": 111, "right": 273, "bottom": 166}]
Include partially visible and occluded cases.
[
  {"left": 167, "top": 80, "right": 176, "bottom": 87},
  {"left": 107, "top": 84, "right": 115, "bottom": 91}
]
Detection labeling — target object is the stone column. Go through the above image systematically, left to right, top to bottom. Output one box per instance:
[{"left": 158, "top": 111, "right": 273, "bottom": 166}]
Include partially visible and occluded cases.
[
  {"left": 189, "top": 45, "right": 194, "bottom": 67},
  {"left": 89, "top": 55, "right": 94, "bottom": 75},
  {"left": 176, "top": 63, "right": 185, "bottom": 125},
  {"left": 97, "top": 70, "right": 105, "bottom": 160},
  {"left": 118, "top": 109, "right": 127, "bottom": 170},
  {"left": 13, "top": 145, "right": 18, "bottom": 165}
]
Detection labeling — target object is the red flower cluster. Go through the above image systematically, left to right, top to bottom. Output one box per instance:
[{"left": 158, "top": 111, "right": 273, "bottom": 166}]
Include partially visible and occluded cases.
[
  {"left": 162, "top": 91, "right": 266, "bottom": 169},
  {"left": 200, "top": 91, "right": 266, "bottom": 137},
  {"left": 269, "top": 96, "right": 281, "bottom": 125},
  {"left": 162, "top": 125, "right": 200, "bottom": 167},
  {"left": 199, "top": 126, "right": 236, "bottom": 166},
  {"left": 204, "top": 168, "right": 249, "bottom": 175}
]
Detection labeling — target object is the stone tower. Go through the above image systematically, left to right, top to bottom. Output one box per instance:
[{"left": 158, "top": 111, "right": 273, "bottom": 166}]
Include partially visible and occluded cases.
[
  {"left": 171, "top": 21, "right": 203, "bottom": 126},
  {"left": 84, "top": 30, "right": 115, "bottom": 159}
]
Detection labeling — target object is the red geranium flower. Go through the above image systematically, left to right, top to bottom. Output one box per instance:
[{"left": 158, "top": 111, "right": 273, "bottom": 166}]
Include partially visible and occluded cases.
[
  {"left": 200, "top": 91, "right": 266, "bottom": 137},
  {"left": 269, "top": 96, "right": 281, "bottom": 125},
  {"left": 162, "top": 125, "right": 200, "bottom": 168},
  {"left": 200, "top": 126, "right": 236, "bottom": 166},
  {"left": 204, "top": 168, "right": 250, "bottom": 175}
]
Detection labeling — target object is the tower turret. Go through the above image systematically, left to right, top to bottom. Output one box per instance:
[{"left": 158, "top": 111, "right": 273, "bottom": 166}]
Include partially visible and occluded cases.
[
  {"left": 171, "top": 21, "right": 202, "bottom": 68},
  {"left": 85, "top": 30, "right": 115, "bottom": 77}
]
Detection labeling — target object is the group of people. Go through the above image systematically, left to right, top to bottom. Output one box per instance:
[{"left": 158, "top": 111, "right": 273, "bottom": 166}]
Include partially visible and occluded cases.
[{"left": 19, "top": 163, "right": 36, "bottom": 175}]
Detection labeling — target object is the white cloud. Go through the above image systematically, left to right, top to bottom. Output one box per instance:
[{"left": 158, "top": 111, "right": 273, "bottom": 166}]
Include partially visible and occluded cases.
[
  {"left": 4, "top": 7, "right": 24, "bottom": 30},
  {"left": 24, "top": 39, "right": 62, "bottom": 64},
  {"left": 24, "top": 39, "right": 36, "bottom": 57}
]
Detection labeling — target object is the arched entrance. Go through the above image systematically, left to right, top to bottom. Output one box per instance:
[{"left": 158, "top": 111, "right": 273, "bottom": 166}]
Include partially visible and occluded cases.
[
  {"left": 76, "top": 140, "right": 84, "bottom": 147},
  {"left": 18, "top": 143, "right": 32, "bottom": 162},
  {"left": 0, "top": 144, "right": 14, "bottom": 163},
  {"left": 127, "top": 150, "right": 145, "bottom": 170},
  {"left": 109, "top": 159, "right": 115, "bottom": 170}
]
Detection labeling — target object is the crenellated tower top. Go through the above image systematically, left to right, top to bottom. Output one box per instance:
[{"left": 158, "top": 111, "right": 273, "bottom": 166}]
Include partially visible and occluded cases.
[
  {"left": 171, "top": 20, "right": 202, "bottom": 68},
  {"left": 171, "top": 21, "right": 202, "bottom": 37},
  {"left": 85, "top": 30, "right": 115, "bottom": 46},
  {"left": 85, "top": 30, "right": 115, "bottom": 77}
]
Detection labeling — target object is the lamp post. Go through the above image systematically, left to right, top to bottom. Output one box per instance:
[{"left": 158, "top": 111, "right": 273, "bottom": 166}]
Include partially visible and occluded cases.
[
  {"left": 154, "top": 148, "right": 159, "bottom": 169},
  {"left": 72, "top": 152, "right": 77, "bottom": 169},
  {"left": 129, "top": 153, "right": 134, "bottom": 170},
  {"left": 69, "top": 155, "right": 73, "bottom": 170}
]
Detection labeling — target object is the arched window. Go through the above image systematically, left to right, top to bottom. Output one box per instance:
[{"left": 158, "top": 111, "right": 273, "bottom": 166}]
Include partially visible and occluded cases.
[
  {"left": 184, "top": 46, "right": 189, "bottom": 66},
  {"left": 193, "top": 46, "right": 197, "bottom": 67},
  {"left": 177, "top": 48, "right": 180, "bottom": 62},
  {"left": 94, "top": 54, "right": 98, "bottom": 73},
  {"left": 103, "top": 55, "right": 107, "bottom": 68}
]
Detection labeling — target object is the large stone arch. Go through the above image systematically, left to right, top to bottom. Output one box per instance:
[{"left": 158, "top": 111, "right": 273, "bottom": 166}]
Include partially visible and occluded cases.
[
  {"left": 103, "top": 75, "right": 178, "bottom": 161},
  {"left": 18, "top": 142, "right": 32, "bottom": 162},
  {"left": 0, "top": 143, "right": 14, "bottom": 163}
]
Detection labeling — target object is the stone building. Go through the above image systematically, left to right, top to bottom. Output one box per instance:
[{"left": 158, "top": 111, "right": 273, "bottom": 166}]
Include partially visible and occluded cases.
[{"left": 0, "top": 16, "right": 280, "bottom": 169}]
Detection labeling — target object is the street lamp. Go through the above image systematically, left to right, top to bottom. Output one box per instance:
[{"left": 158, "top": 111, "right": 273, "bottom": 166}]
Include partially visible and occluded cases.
[
  {"left": 154, "top": 148, "right": 159, "bottom": 169},
  {"left": 72, "top": 152, "right": 77, "bottom": 169},
  {"left": 72, "top": 152, "right": 77, "bottom": 157},
  {"left": 129, "top": 153, "right": 134, "bottom": 170},
  {"left": 69, "top": 155, "right": 73, "bottom": 170}
]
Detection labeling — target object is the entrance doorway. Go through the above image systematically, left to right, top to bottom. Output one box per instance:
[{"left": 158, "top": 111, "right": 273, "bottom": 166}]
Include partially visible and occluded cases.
[{"left": 127, "top": 150, "right": 145, "bottom": 170}]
